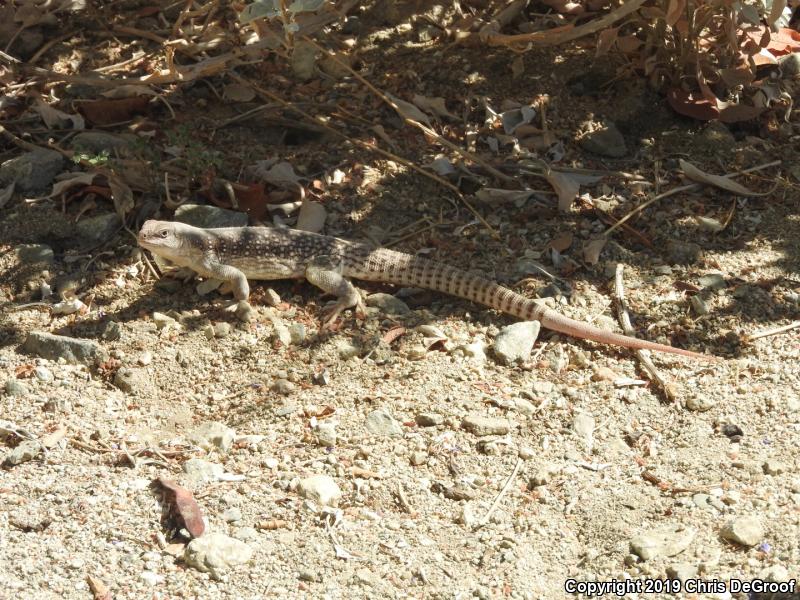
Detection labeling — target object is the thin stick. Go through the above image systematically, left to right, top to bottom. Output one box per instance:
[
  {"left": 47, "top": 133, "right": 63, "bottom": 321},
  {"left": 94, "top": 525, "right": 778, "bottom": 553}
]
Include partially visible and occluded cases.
[
  {"left": 605, "top": 160, "right": 781, "bottom": 237},
  {"left": 613, "top": 263, "right": 678, "bottom": 403},
  {"left": 746, "top": 321, "right": 800, "bottom": 341},
  {"left": 476, "top": 458, "right": 522, "bottom": 529}
]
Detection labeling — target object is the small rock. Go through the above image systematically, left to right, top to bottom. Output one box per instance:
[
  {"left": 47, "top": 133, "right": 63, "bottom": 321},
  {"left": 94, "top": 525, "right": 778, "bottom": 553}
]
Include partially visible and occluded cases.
[
  {"left": 290, "top": 41, "right": 317, "bottom": 81},
  {"left": 779, "top": 52, "right": 800, "bottom": 78},
  {"left": 579, "top": 120, "right": 627, "bottom": 158},
  {"left": 71, "top": 131, "right": 135, "bottom": 156},
  {"left": 0, "top": 148, "right": 64, "bottom": 194},
  {"left": 174, "top": 203, "right": 248, "bottom": 228},
  {"left": 75, "top": 213, "right": 122, "bottom": 244},
  {"left": 665, "top": 240, "right": 702, "bottom": 265},
  {"left": 15, "top": 244, "right": 54, "bottom": 264},
  {"left": 365, "top": 293, "right": 410, "bottom": 315},
  {"left": 271, "top": 320, "right": 292, "bottom": 346},
  {"left": 101, "top": 321, "right": 122, "bottom": 341},
  {"left": 492, "top": 321, "right": 541, "bottom": 365},
  {"left": 214, "top": 322, "right": 232, "bottom": 338},
  {"left": 288, "top": 323, "right": 307, "bottom": 344},
  {"left": 22, "top": 331, "right": 107, "bottom": 365},
  {"left": 336, "top": 340, "right": 360, "bottom": 359},
  {"left": 454, "top": 340, "right": 486, "bottom": 362},
  {"left": 137, "top": 351, "right": 153, "bottom": 366},
  {"left": 33, "top": 366, "right": 52, "bottom": 382},
  {"left": 113, "top": 368, "right": 138, "bottom": 393},
  {"left": 271, "top": 379, "right": 296, "bottom": 395},
  {"left": 4, "top": 380, "right": 29, "bottom": 397},
  {"left": 531, "top": 381, "right": 554, "bottom": 395},
  {"left": 686, "top": 393, "right": 716, "bottom": 412},
  {"left": 513, "top": 398, "right": 536, "bottom": 416},
  {"left": 365, "top": 409, "right": 403, "bottom": 437},
  {"left": 415, "top": 412, "right": 443, "bottom": 427},
  {"left": 461, "top": 415, "right": 510, "bottom": 436},
  {"left": 190, "top": 421, "right": 236, "bottom": 453},
  {"left": 314, "top": 421, "right": 337, "bottom": 446},
  {"left": 3, "top": 440, "right": 42, "bottom": 466},
  {"left": 410, "top": 451, "right": 427, "bottom": 466},
  {"left": 183, "top": 458, "right": 225, "bottom": 484},
  {"left": 762, "top": 459, "right": 787, "bottom": 475},
  {"left": 529, "top": 464, "right": 559, "bottom": 487},
  {"left": 298, "top": 475, "right": 342, "bottom": 507},
  {"left": 222, "top": 507, "right": 243, "bottom": 523},
  {"left": 720, "top": 516, "right": 763, "bottom": 547},
  {"left": 231, "top": 526, "right": 259, "bottom": 542},
  {"left": 630, "top": 527, "right": 695, "bottom": 560},
  {"left": 184, "top": 533, "right": 253, "bottom": 577},
  {"left": 666, "top": 563, "right": 698, "bottom": 582},
  {"left": 760, "top": 564, "right": 790, "bottom": 582},
  {"left": 140, "top": 571, "right": 164, "bottom": 586}
]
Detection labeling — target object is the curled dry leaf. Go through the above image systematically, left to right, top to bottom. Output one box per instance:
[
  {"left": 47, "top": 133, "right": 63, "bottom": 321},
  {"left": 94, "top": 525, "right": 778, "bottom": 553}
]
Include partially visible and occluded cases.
[
  {"left": 223, "top": 83, "right": 256, "bottom": 102},
  {"left": 387, "top": 93, "right": 432, "bottom": 128},
  {"left": 412, "top": 95, "right": 457, "bottom": 120},
  {"left": 33, "top": 98, "right": 85, "bottom": 130},
  {"left": 679, "top": 159, "right": 756, "bottom": 195},
  {"left": 545, "top": 171, "right": 580, "bottom": 211},
  {"left": 107, "top": 174, "right": 134, "bottom": 219},
  {"left": 474, "top": 188, "right": 534, "bottom": 204},
  {"left": 296, "top": 200, "right": 326, "bottom": 233},
  {"left": 549, "top": 232, "right": 573, "bottom": 252},
  {"left": 583, "top": 237, "right": 607, "bottom": 265},
  {"left": 382, "top": 326, "right": 406, "bottom": 344},
  {"left": 157, "top": 478, "right": 205, "bottom": 538},
  {"left": 86, "top": 575, "right": 112, "bottom": 600}
]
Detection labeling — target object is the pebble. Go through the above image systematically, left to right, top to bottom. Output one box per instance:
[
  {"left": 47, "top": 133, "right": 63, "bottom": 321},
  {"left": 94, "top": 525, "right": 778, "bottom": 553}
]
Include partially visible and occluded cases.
[
  {"left": 779, "top": 52, "right": 800, "bottom": 78},
  {"left": 579, "top": 120, "right": 627, "bottom": 157},
  {"left": 71, "top": 131, "right": 135, "bottom": 156},
  {"left": 0, "top": 148, "right": 64, "bottom": 194},
  {"left": 174, "top": 203, "right": 248, "bottom": 228},
  {"left": 75, "top": 213, "right": 121, "bottom": 244},
  {"left": 365, "top": 293, "right": 410, "bottom": 315},
  {"left": 152, "top": 312, "right": 180, "bottom": 331},
  {"left": 101, "top": 321, "right": 122, "bottom": 341},
  {"left": 492, "top": 321, "right": 541, "bottom": 365},
  {"left": 214, "top": 322, "right": 232, "bottom": 338},
  {"left": 288, "top": 323, "right": 306, "bottom": 344},
  {"left": 22, "top": 331, "right": 107, "bottom": 365},
  {"left": 337, "top": 340, "right": 360, "bottom": 359},
  {"left": 453, "top": 341, "right": 486, "bottom": 362},
  {"left": 137, "top": 351, "right": 153, "bottom": 366},
  {"left": 33, "top": 366, "right": 52, "bottom": 382},
  {"left": 113, "top": 368, "right": 139, "bottom": 393},
  {"left": 271, "top": 379, "right": 295, "bottom": 395},
  {"left": 4, "top": 380, "right": 29, "bottom": 396},
  {"left": 531, "top": 381, "right": 554, "bottom": 395},
  {"left": 686, "top": 394, "right": 716, "bottom": 412},
  {"left": 513, "top": 398, "right": 536, "bottom": 416},
  {"left": 365, "top": 409, "right": 403, "bottom": 436},
  {"left": 415, "top": 412, "right": 443, "bottom": 427},
  {"left": 461, "top": 415, "right": 510, "bottom": 436},
  {"left": 314, "top": 421, "right": 337, "bottom": 446},
  {"left": 190, "top": 422, "right": 236, "bottom": 453},
  {"left": 3, "top": 440, "right": 42, "bottom": 467},
  {"left": 409, "top": 451, "right": 427, "bottom": 466},
  {"left": 183, "top": 459, "right": 225, "bottom": 484},
  {"left": 762, "top": 459, "right": 787, "bottom": 475},
  {"left": 529, "top": 464, "right": 559, "bottom": 487},
  {"left": 298, "top": 475, "right": 342, "bottom": 507},
  {"left": 222, "top": 507, "right": 243, "bottom": 523},
  {"left": 720, "top": 516, "right": 763, "bottom": 547},
  {"left": 232, "top": 526, "right": 259, "bottom": 542},
  {"left": 629, "top": 527, "right": 695, "bottom": 560},
  {"left": 184, "top": 533, "right": 253, "bottom": 578},
  {"left": 666, "top": 563, "right": 698, "bottom": 582},
  {"left": 760, "top": 564, "right": 790, "bottom": 582},
  {"left": 140, "top": 571, "right": 164, "bottom": 586}
]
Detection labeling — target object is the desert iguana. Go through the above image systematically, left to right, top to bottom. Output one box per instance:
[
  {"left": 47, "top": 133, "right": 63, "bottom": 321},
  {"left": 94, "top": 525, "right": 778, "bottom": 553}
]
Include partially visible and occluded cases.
[{"left": 138, "top": 220, "right": 714, "bottom": 360}]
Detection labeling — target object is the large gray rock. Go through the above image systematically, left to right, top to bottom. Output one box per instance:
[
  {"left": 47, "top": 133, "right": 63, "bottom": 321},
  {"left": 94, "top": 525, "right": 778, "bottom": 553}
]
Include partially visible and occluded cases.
[
  {"left": 0, "top": 149, "right": 64, "bottom": 194},
  {"left": 174, "top": 204, "right": 247, "bottom": 228},
  {"left": 22, "top": 331, "right": 107, "bottom": 364},
  {"left": 184, "top": 533, "right": 253, "bottom": 578}
]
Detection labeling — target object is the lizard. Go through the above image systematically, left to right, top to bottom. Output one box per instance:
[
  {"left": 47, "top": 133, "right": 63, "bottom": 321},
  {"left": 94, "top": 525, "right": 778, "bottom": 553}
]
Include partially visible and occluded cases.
[{"left": 137, "top": 219, "right": 715, "bottom": 360}]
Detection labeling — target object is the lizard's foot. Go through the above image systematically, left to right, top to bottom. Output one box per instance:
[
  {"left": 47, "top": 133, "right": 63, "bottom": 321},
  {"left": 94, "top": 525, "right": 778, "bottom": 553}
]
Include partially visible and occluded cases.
[
  {"left": 320, "top": 295, "right": 366, "bottom": 331},
  {"left": 223, "top": 299, "right": 256, "bottom": 322}
]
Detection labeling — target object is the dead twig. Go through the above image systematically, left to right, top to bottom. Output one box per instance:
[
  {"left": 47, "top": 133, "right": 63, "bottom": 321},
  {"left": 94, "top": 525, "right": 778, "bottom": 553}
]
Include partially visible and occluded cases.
[
  {"left": 613, "top": 263, "right": 678, "bottom": 403},
  {"left": 745, "top": 321, "right": 800, "bottom": 342},
  {"left": 476, "top": 457, "right": 522, "bottom": 529}
]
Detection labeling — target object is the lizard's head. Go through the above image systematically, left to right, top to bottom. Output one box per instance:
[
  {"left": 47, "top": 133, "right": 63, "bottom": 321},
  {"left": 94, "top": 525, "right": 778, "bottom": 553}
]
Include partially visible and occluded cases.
[{"left": 138, "top": 220, "right": 195, "bottom": 263}]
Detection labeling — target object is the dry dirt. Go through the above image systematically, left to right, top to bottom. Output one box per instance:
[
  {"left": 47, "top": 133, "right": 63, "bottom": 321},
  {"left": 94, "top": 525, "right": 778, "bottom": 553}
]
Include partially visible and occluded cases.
[{"left": 1, "top": 2, "right": 800, "bottom": 599}]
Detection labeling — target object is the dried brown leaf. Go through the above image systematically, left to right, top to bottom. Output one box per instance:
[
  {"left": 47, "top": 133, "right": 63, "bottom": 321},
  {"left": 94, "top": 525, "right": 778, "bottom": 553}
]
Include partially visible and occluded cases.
[
  {"left": 665, "top": 0, "right": 686, "bottom": 26},
  {"left": 596, "top": 27, "right": 618, "bottom": 56},
  {"left": 387, "top": 93, "right": 432, "bottom": 128},
  {"left": 412, "top": 95, "right": 457, "bottom": 120},
  {"left": 76, "top": 96, "right": 150, "bottom": 126},
  {"left": 33, "top": 98, "right": 85, "bottom": 130},
  {"left": 679, "top": 159, "right": 756, "bottom": 195},
  {"left": 545, "top": 171, "right": 579, "bottom": 212},
  {"left": 107, "top": 174, "right": 134, "bottom": 219},
  {"left": 296, "top": 200, "right": 326, "bottom": 233},
  {"left": 583, "top": 237, "right": 607, "bottom": 265},
  {"left": 87, "top": 575, "right": 112, "bottom": 600}
]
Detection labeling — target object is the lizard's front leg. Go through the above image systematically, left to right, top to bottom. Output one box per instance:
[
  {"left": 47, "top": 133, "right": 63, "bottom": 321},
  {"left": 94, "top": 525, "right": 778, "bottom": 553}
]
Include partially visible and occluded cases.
[
  {"left": 304, "top": 255, "right": 366, "bottom": 328},
  {"left": 199, "top": 256, "right": 254, "bottom": 321}
]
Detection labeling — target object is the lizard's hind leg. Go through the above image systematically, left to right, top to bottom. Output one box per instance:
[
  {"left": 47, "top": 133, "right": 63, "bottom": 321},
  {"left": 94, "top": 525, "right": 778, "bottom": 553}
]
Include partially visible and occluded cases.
[{"left": 305, "top": 255, "right": 366, "bottom": 328}]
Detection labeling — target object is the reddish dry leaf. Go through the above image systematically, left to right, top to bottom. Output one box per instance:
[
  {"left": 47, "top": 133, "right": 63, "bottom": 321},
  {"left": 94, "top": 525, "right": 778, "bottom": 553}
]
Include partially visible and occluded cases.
[
  {"left": 665, "top": 0, "right": 686, "bottom": 26},
  {"left": 595, "top": 27, "right": 618, "bottom": 56},
  {"left": 666, "top": 88, "right": 719, "bottom": 120},
  {"left": 76, "top": 96, "right": 150, "bottom": 126},
  {"left": 549, "top": 232, "right": 573, "bottom": 252},
  {"left": 382, "top": 326, "right": 406, "bottom": 344},
  {"left": 15, "top": 364, "right": 35, "bottom": 378},
  {"left": 303, "top": 405, "right": 336, "bottom": 418},
  {"left": 350, "top": 466, "right": 382, "bottom": 479},
  {"left": 157, "top": 478, "right": 205, "bottom": 538},
  {"left": 257, "top": 519, "right": 290, "bottom": 530}
]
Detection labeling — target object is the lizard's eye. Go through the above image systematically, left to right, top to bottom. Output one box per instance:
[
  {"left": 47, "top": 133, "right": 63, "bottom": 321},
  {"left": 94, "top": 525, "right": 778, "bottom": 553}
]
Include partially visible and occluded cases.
[{"left": 160, "top": 230, "right": 169, "bottom": 238}]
